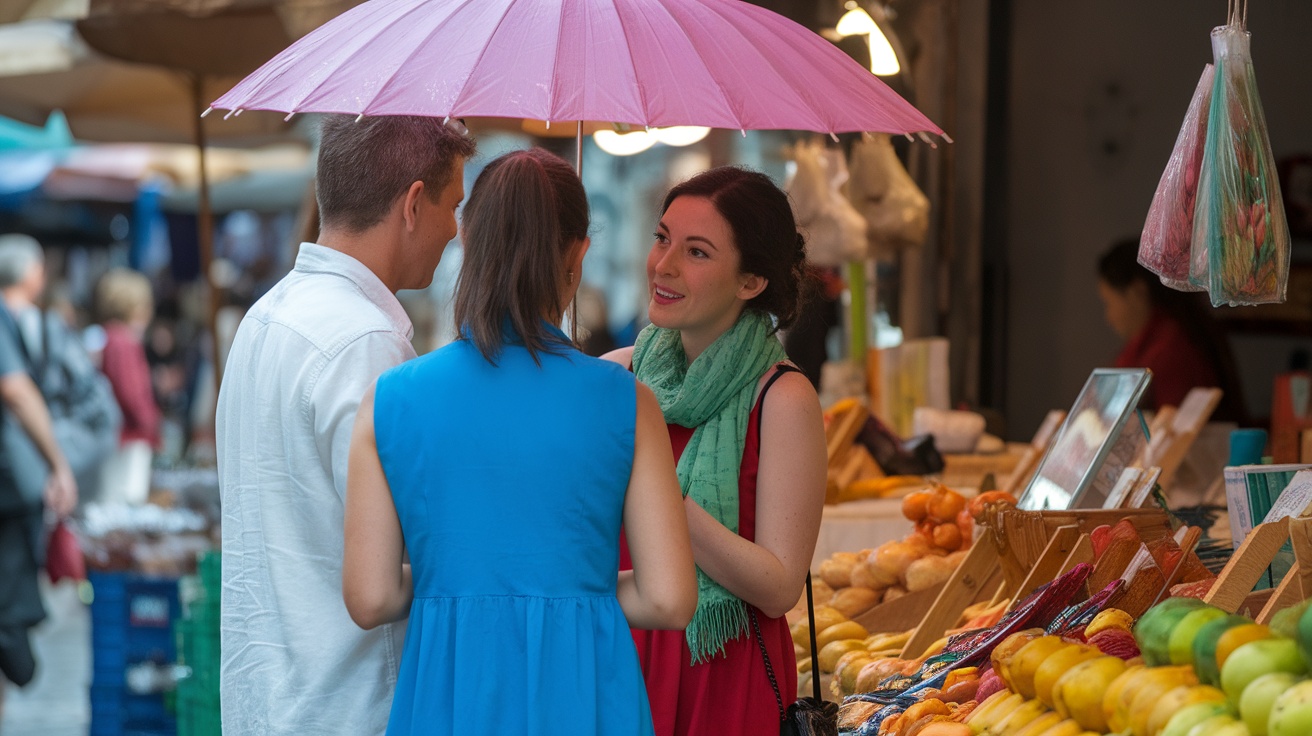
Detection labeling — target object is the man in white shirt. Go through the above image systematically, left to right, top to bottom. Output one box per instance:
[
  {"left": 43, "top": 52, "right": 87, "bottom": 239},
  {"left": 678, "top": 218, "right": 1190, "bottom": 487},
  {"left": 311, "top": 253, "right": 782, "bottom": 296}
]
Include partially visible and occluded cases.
[{"left": 216, "top": 115, "right": 475, "bottom": 735}]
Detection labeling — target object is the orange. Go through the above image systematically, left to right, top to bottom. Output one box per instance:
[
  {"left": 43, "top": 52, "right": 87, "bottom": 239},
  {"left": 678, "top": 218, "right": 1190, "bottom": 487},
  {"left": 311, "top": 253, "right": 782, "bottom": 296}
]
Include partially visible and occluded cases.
[
  {"left": 902, "top": 491, "right": 932, "bottom": 522},
  {"left": 1215, "top": 623, "right": 1274, "bottom": 671}
]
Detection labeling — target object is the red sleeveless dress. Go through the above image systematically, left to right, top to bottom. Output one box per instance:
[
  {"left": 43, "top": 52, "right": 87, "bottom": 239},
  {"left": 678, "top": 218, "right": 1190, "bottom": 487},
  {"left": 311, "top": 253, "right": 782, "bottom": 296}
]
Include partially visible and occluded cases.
[{"left": 619, "top": 384, "right": 798, "bottom": 735}]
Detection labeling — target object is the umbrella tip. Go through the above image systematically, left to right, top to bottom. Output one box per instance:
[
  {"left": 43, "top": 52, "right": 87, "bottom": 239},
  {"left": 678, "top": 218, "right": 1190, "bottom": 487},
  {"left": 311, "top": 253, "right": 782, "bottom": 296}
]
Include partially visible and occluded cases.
[
  {"left": 201, "top": 107, "right": 214, "bottom": 118},
  {"left": 223, "top": 109, "right": 237, "bottom": 120},
  {"left": 285, "top": 112, "right": 297, "bottom": 122},
  {"left": 355, "top": 114, "right": 365, "bottom": 123},
  {"left": 740, "top": 129, "right": 747, "bottom": 138},
  {"left": 828, "top": 132, "right": 839, "bottom": 143}
]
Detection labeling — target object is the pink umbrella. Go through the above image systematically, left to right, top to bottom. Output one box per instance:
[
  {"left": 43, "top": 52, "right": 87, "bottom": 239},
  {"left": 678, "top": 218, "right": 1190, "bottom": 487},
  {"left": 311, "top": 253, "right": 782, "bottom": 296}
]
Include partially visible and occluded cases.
[{"left": 210, "top": 0, "right": 945, "bottom": 141}]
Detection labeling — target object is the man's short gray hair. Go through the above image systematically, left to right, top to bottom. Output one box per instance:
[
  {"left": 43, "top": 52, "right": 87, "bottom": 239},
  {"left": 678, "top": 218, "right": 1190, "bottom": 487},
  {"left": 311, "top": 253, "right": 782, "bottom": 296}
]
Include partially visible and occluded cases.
[{"left": 0, "top": 234, "right": 43, "bottom": 289}]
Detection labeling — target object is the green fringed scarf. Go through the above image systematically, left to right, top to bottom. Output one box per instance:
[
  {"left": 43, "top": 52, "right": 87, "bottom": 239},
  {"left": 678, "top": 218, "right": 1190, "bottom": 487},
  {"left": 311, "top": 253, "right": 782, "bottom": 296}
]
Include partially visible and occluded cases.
[{"left": 632, "top": 310, "right": 787, "bottom": 664}]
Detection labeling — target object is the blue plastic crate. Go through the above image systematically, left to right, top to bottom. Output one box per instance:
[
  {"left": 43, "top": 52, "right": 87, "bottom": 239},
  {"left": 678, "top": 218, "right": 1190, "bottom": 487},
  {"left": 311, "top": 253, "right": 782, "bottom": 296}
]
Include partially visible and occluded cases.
[
  {"left": 89, "top": 572, "right": 181, "bottom": 688},
  {"left": 89, "top": 683, "right": 176, "bottom": 736}
]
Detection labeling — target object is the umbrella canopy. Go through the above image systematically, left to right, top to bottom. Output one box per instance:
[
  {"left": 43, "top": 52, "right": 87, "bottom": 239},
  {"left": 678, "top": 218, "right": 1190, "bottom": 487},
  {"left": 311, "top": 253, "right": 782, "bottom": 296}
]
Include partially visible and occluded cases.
[
  {"left": 211, "top": 0, "right": 945, "bottom": 139},
  {"left": 0, "top": 19, "right": 288, "bottom": 143}
]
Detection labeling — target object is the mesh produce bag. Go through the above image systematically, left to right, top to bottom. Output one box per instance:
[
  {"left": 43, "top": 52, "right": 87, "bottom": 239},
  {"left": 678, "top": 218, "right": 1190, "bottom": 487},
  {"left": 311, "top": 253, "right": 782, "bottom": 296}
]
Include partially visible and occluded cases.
[
  {"left": 1189, "top": 2, "right": 1290, "bottom": 306},
  {"left": 1139, "top": 64, "right": 1213, "bottom": 291}
]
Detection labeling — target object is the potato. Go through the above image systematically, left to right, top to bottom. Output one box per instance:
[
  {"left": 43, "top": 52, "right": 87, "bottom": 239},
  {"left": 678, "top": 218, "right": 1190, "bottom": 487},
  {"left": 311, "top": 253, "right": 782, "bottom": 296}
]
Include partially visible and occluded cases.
[
  {"left": 873, "top": 541, "right": 922, "bottom": 584},
  {"left": 819, "top": 552, "right": 859, "bottom": 588},
  {"left": 904, "top": 555, "right": 956, "bottom": 592},
  {"left": 850, "top": 557, "right": 898, "bottom": 590},
  {"left": 810, "top": 578, "right": 836, "bottom": 606},
  {"left": 883, "top": 585, "right": 908, "bottom": 602},
  {"left": 830, "top": 586, "right": 881, "bottom": 618}
]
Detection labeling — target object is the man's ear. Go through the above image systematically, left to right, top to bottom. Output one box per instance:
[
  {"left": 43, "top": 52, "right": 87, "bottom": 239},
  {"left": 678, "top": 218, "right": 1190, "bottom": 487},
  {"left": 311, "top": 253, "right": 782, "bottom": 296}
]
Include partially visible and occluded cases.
[
  {"left": 400, "top": 181, "right": 425, "bottom": 232},
  {"left": 738, "top": 273, "right": 767, "bottom": 301}
]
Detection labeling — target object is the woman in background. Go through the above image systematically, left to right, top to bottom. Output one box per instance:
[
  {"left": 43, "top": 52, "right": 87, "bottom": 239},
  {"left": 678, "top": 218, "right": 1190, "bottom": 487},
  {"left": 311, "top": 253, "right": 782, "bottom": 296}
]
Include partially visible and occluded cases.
[
  {"left": 343, "top": 148, "right": 696, "bottom": 735},
  {"left": 609, "top": 167, "right": 828, "bottom": 735},
  {"left": 1097, "top": 239, "right": 1246, "bottom": 422},
  {"left": 95, "top": 268, "right": 160, "bottom": 505}
]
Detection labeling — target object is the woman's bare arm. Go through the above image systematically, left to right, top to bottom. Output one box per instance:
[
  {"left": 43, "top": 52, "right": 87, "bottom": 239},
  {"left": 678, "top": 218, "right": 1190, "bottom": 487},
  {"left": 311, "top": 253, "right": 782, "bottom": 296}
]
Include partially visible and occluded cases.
[
  {"left": 617, "top": 382, "right": 698, "bottom": 629},
  {"left": 342, "top": 386, "right": 413, "bottom": 629}
]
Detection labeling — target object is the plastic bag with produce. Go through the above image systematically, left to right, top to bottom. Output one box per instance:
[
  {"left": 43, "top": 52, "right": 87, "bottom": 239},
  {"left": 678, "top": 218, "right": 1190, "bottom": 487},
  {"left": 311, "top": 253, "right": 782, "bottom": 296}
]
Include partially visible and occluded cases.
[
  {"left": 1189, "top": 4, "right": 1290, "bottom": 305},
  {"left": 1139, "top": 64, "right": 1214, "bottom": 291}
]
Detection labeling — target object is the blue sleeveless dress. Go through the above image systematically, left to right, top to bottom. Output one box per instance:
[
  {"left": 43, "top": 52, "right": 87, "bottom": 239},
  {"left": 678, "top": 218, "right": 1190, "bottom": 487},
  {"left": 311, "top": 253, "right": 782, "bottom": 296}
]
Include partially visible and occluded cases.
[{"left": 373, "top": 326, "right": 654, "bottom": 736}]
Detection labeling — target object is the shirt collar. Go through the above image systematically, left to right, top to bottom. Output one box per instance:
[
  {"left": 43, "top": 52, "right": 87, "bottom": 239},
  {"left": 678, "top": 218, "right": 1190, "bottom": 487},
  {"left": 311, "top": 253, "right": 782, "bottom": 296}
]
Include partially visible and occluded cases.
[{"left": 293, "top": 243, "right": 414, "bottom": 341}]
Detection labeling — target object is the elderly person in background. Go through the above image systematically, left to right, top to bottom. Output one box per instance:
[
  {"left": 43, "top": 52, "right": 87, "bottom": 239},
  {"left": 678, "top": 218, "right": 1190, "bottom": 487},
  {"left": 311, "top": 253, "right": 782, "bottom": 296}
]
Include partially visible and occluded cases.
[
  {"left": 0, "top": 234, "right": 77, "bottom": 713},
  {"left": 95, "top": 268, "right": 161, "bottom": 505}
]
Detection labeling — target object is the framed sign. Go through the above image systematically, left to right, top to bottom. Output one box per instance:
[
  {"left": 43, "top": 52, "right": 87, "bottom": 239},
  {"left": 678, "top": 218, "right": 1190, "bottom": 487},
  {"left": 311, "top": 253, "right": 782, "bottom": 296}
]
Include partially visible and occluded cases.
[{"left": 1018, "top": 368, "right": 1153, "bottom": 511}]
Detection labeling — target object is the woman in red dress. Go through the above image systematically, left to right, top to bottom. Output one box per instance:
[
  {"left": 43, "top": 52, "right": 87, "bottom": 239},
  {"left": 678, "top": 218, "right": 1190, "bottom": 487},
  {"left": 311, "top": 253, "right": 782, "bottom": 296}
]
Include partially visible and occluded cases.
[
  {"left": 609, "top": 167, "right": 827, "bottom": 735},
  {"left": 1097, "top": 239, "right": 1246, "bottom": 422}
]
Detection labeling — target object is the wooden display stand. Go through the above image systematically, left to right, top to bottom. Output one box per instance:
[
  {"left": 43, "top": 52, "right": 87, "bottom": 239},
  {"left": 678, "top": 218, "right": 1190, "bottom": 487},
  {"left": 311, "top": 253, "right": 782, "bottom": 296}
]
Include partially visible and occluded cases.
[
  {"left": 1138, "top": 388, "right": 1223, "bottom": 490},
  {"left": 1204, "top": 516, "right": 1312, "bottom": 623},
  {"left": 898, "top": 539, "right": 1003, "bottom": 659}
]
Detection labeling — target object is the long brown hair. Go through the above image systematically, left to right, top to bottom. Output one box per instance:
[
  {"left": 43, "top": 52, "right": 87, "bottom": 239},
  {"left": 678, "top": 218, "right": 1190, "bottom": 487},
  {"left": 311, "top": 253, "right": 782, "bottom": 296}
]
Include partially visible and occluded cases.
[{"left": 454, "top": 148, "right": 589, "bottom": 364}]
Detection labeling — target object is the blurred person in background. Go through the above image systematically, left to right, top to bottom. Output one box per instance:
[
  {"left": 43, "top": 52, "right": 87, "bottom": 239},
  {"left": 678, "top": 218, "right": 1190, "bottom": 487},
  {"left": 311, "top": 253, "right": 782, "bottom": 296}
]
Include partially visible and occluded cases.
[
  {"left": 216, "top": 115, "right": 474, "bottom": 735},
  {"left": 0, "top": 234, "right": 78, "bottom": 715},
  {"left": 1097, "top": 239, "right": 1247, "bottom": 422},
  {"left": 95, "top": 268, "right": 161, "bottom": 505}
]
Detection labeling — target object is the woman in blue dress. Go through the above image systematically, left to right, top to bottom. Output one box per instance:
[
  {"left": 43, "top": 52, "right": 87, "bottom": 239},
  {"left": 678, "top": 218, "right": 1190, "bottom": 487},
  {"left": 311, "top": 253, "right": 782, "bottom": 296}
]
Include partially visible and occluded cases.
[{"left": 343, "top": 148, "right": 697, "bottom": 735}]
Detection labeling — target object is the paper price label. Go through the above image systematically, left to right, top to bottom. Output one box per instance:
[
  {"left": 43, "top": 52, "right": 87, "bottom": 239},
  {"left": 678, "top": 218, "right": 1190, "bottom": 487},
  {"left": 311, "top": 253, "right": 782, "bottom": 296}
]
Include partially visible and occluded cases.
[{"left": 1263, "top": 469, "right": 1312, "bottom": 524}]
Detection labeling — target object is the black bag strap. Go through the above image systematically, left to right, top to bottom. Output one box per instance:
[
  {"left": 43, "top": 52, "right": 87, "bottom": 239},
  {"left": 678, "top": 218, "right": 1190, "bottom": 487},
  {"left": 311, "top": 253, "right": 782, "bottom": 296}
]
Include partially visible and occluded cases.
[{"left": 746, "top": 363, "right": 824, "bottom": 720}]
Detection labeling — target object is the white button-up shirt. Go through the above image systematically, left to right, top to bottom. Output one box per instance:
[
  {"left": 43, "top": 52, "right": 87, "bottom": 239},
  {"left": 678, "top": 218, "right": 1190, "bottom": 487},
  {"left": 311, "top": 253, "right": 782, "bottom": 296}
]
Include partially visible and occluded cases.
[{"left": 217, "top": 243, "right": 416, "bottom": 735}]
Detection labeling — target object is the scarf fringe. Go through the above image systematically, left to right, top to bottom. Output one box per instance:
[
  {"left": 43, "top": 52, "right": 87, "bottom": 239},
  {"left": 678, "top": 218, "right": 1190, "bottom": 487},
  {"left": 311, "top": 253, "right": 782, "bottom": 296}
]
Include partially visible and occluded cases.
[{"left": 685, "top": 593, "right": 749, "bottom": 665}]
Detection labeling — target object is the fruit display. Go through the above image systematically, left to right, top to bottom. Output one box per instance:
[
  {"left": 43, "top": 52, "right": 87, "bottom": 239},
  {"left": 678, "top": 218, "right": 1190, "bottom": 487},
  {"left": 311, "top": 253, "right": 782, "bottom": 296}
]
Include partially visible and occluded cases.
[
  {"left": 812, "top": 486, "right": 1018, "bottom": 619},
  {"left": 842, "top": 595, "right": 1312, "bottom": 736}
]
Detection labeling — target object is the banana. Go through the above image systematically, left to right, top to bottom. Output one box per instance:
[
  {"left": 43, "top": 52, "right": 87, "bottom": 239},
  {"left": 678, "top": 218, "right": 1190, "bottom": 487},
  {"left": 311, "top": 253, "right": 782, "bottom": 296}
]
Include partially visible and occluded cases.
[
  {"left": 968, "top": 691, "right": 1024, "bottom": 734},
  {"left": 988, "top": 699, "right": 1049, "bottom": 735},
  {"left": 1011, "top": 711, "right": 1064, "bottom": 736},
  {"left": 1033, "top": 720, "right": 1085, "bottom": 736}
]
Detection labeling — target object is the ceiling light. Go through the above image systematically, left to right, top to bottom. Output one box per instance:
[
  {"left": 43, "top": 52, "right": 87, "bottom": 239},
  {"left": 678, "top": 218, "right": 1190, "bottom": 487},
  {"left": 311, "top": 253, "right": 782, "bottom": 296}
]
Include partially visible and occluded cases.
[
  {"left": 835, "top": 8, "right": 877, "bottom": 37},
  {"left": 652, "top": 126, "right": 710, "bottom": 147},
  {"left": 593, "top": 129, "right": 656, "bottom": 156}
]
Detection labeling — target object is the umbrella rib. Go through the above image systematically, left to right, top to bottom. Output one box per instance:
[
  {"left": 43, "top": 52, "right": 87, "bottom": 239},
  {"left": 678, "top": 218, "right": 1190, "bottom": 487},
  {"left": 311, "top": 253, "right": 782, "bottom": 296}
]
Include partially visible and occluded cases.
[
  {"left": 449, "top": 0, "right": 523, "bottom": 116},
  {"left": 545, "top": 0, "right": 568, "bottom": 121},
  {"left": 608, "top": 0, "right": 650, "bottom": 125},
  {"left": 650, "top": 2, "right": 747, "bottom": 130},
  {"left": 700, "top": 2, "right": 834, "bottom": 133}
]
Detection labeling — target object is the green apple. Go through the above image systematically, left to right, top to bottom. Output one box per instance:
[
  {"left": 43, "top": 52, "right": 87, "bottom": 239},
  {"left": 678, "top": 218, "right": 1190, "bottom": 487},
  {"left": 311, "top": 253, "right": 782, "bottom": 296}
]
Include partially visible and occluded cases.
[
  {"left": 1137, "top": 597, "right": 1209, "bottom": 667},
  {"left": 1270, "top": 600, "right": 1312, "bottom": 640},
  {"left": 1298, "top": 600, "right": 1312, "bottom": 670},
  {"left": 1170, "top": 606, "right": 1229, "bottom": 665},
  {"left": 1195, "top": 615, "right": 1256, "bottom": 687},
  {"left": 1222, "top": 639, "right": 1309, "bottom": 704},
  {"left": 1239, "top": 672, "right": 1301, "bottom": 736},
  {"left": 1269, "top": 679, "right": 1312, "bottom": 736},
  {"left": 1161, "top": 701, "right": 1234, "bottom": 736},
  {"left": 1186, "top": 714, "right": 1241, "bottom": 736}
]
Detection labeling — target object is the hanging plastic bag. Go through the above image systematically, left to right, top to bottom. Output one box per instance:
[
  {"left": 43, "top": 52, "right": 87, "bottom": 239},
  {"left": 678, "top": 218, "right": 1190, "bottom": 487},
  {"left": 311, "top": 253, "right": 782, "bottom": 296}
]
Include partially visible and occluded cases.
[
  {"left": 1190, "top": 2, "right": 1290, "bottom": 306},
  {"left": 1139, "top": 64, "right": 1214, "bottom": 291},
  {"left": 847, "top": 133, "right": 929, "bottom": 257},
  {"left": 784, "top": 139, "right": 867, "bottom": 267}
]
